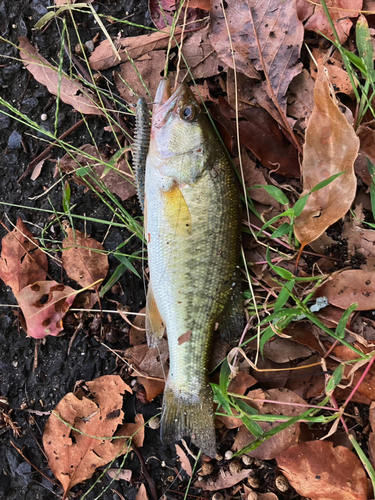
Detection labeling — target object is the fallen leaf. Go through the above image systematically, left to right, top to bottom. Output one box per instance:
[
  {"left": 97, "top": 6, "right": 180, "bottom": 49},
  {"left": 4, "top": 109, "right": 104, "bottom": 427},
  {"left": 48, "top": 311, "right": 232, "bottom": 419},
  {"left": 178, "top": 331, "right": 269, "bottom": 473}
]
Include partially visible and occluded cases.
[
  {"left": 55, "top": 0, "right": 77, "bottom": 4},
  {"left": 149, "top": 0, "right": 209, "bottom": 30},
  {"left": 210, "top": 0, "right": 304, "bottom": 112},
  {"left": 296, "top": 0, "right": 315, "bottom": 21},
  {"left": 304, "top": 0, "right": 362, "bottom": 44},
  {"left": 178, "top": 27, "right": 226, "bottom": 80},
  {"left": 89, "top": 29, "right": 183, "bottom": 72},
  {"left": 19, "top": 38, "right": 103, "bottom": 116},
  {"left": 311, "top": 49, "right": 355, "bottom": 96},
  {"left": 114, "top": 51, "right": 166, "bottom": 104},
  {"left": 294, "top": 64, "right": 359, "bottom": 246},
  {"left": 287, "top": 69, "right": 315, "bottom": 130},
  {"left": 210, "top": 97, "right": 300, "bottom": 178},
  {"left": 358, "top": 121, "right": 375, "bottom": 166},
  {"left": 59, "top": 145, "right": 137, "bottom": 202},
  {"left": 234, "top": 155, "right": 281, "bottom": 208},
  {"left": 30, "top": 159, "right": 46, "bottom": 180},
  {"left": 342, "top": 205, "right": 375, "bottom": 260},
  {"left": 0, "top": 218, "right": 48, "bottom": 298},
  {"left": 62, "top": 228, "right": 109, "bottom": 291},
  {"left": 316, "top": 269, "right": 375, "bottom": 310},
  {"left": 17, "top": 281, "right": 78, "bottom": 339},
  {"left": 129, "top": 308, "right": 146, "bottom": 346},
  {"left": 261, "top": 337, "right": 313, "bottom": 364},
  {"left": 43, "top": 375, "right": 141, "bottom": 497},
  {"left": 137, "top": 376, "right": 165, "bottom": 402},
  {"left": 232, "top": 388, "right": 307, "bottom": 459},
  {"left": 368, "top": 402, "right": 375, "bottom": 468},
  {"left": 277, "top": 440, "right": 368, "bottom": 500},
  {"left": 175, "top": 444, "right": 192, "bottom": 477},
  {"left": 194, "top": 468, "right": 251, "bottom": 491},
  {"left": 107, "top": 469, "right": 132, "bottom": 481},
  {"left": 136, "top": 483, "right": 149, "bottom": 500}
]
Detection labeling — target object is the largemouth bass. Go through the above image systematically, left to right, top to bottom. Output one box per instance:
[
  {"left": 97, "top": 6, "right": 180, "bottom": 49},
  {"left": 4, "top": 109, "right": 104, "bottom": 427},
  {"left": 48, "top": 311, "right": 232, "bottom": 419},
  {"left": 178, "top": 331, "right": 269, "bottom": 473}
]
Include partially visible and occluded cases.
[{"left": 144, "top": 78, "right": 240, "bottom": 457}]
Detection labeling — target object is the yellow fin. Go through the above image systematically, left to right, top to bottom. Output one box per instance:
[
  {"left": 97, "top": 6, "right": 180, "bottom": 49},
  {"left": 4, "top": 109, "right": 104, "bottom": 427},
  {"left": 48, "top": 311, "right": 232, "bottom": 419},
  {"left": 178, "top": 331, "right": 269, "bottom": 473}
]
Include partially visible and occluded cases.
[
  {"left": 163, "top": 184, "right": 192, "bottom": 236},
  {"left": 146, "top": 283, "right": 165, "bottom": 347}
]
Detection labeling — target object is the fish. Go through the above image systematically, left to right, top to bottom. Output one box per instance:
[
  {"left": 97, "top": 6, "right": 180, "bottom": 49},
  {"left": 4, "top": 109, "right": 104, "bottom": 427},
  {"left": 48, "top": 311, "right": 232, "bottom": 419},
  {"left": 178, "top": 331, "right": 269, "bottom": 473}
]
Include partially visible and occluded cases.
[{"left": 143, "top": 78, "right": 240, "bottom": 457}]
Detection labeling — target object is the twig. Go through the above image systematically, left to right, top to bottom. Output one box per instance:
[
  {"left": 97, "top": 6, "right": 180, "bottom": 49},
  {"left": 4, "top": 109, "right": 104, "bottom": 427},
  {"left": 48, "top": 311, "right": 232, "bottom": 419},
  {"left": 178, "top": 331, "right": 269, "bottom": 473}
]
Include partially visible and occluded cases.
[
  {"left": 10, "top": 441, "right": 58, "bottom": 487},
  {"left": 132, "top": 443, "right": 158, "bottom": 500}
]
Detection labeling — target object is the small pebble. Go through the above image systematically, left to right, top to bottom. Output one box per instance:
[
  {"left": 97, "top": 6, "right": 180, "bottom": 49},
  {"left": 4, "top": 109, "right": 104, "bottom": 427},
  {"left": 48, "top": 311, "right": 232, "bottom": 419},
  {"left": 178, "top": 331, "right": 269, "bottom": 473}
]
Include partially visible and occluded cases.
[
  {"left": 85, "top": 40, "right": 95, "bottom": 52},
  {"left": 41, "top": 113, "right": 48, "bottom": 121},
  {"left": 148, "top": 416, "right": 160, "bottom": 429},
  {"left": 224, "top": 450, "right": 233, "bottom": 460},
  {"left": 242, "top": 455, "right": 254, "bottom": 466},
  {"left": 228, "top": 459, "right": 242, "bottom": 474},
  {"left": 198, "top": 461, "right": 214, "bottom": 476},
  {"left": 275, "top": 474, "right": 289, "bottom": 492},
  {"left": 248, "top": 476, "right": 260, "bottom": 489},
  {"left": 247, "top": 492, "right": 258, "bottom": 500},
  {"left": 212, "top": 493, "right": 224, "bottom": 500}
]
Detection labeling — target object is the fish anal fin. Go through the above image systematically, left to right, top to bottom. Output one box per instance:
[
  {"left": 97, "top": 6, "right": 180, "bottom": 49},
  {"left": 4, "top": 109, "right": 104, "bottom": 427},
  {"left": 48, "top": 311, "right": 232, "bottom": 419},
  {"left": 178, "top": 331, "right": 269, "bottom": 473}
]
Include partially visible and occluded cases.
[
  {"left": 163, "top": 184, "right": 192, "bottom": 236},
  {"left": 146, "top": 284, "right": 165, "bottom": 347},
  {"left": 160, "top": 382, "right": 216, "bottom": 457}
]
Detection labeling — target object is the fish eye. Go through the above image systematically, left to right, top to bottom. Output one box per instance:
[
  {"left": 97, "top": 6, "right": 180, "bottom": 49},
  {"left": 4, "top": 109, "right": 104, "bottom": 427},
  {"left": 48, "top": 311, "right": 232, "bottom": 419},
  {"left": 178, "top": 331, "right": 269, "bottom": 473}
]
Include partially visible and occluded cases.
[{"left": 181, "top": 104, "right": 195, "bottom": 121}]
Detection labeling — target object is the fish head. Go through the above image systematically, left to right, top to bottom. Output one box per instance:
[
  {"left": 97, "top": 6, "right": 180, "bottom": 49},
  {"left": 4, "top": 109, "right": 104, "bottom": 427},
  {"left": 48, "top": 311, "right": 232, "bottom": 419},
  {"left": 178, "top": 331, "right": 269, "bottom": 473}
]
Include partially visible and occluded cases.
[{"left": 150, "top": 78, "right": 211, "bottom": 166}]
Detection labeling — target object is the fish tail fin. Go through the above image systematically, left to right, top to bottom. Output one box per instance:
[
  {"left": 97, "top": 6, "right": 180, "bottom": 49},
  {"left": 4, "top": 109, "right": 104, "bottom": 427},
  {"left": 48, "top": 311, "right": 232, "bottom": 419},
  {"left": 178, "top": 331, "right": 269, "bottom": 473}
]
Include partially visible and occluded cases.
[{"left": 160, "top": 383, "right": 216, "bottom": 457}]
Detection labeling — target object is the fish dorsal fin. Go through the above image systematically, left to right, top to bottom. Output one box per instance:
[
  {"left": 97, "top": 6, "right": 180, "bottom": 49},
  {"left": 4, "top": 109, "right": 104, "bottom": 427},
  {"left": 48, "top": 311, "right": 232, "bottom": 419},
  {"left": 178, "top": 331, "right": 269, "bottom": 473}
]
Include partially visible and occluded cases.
[
  {"left": 163, "top": 184, "right": 192, "bottom": 237},
  {"left": 146, "top": 282, "right": 165, "bottom": 348}
]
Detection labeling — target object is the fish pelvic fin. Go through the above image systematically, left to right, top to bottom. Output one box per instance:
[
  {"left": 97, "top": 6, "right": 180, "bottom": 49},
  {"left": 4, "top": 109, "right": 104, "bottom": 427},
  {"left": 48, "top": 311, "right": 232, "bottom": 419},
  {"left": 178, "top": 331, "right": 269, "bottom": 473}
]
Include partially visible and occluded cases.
[
  {"left": 146, "top": 282, "right": 165, "bottom": 347},
  {"left": 160, "top": 383, "right": 216, "bottom": 457}
]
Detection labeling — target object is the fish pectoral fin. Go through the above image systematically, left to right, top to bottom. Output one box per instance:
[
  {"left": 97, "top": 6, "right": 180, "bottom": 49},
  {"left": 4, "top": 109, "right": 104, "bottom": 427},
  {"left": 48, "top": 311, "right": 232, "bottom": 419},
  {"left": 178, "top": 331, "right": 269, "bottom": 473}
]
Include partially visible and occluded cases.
[
  {"left": 163, "top": 183, "right": 192, "bottom": 236},
  {"left": 146, "top": 283, "right": 165, "bottom": 347}
]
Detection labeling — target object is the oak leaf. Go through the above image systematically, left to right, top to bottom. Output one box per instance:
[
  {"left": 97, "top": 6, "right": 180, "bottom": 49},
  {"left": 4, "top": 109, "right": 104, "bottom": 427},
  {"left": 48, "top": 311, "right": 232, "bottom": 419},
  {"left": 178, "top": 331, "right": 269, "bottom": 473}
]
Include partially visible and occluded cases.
[
  {"left": 149, "top": 0, "right": 209, "bottom": 30},
  {"left": 19, "top": 38, "right": 103, "bottom": 116},
  {"left": 294, "top": 64, "right": 359, "bottom": 246},
  {"left": 0, "top": 218, "right": 48, "bottom": 298},
  {"left": 62, "top": 228, "right": 109, "bottom": 291},
  {"left": 17, "top": 281, "right": 78, "bottom": 339},
  {"left": 43, "top": 375, "right": 144, "bottom": 498},
  {"left": 277, "top": 440, "right": 368, "bottom": 500}
]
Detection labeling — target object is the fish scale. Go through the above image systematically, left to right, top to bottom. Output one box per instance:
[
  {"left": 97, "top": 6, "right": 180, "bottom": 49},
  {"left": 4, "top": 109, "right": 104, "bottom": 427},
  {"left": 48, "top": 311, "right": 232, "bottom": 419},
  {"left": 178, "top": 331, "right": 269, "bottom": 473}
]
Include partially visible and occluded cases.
[{"left": 144, "top": 78, "right": 240, "bottom": 456}]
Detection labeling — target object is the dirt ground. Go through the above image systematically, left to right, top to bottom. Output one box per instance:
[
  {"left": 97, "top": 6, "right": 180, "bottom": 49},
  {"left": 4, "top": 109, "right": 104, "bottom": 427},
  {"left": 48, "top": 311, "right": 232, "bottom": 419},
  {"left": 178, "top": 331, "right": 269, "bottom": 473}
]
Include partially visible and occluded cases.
[{"left": 0, "top": 1, "right": 186, "bottom": 499}]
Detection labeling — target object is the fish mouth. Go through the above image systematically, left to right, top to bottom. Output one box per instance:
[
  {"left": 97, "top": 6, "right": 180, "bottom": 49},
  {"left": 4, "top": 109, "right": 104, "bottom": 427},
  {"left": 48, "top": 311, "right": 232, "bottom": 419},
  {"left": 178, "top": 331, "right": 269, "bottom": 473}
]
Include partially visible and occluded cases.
[{"left": 153, "top": 78, "right": 189, "bottom": 124}]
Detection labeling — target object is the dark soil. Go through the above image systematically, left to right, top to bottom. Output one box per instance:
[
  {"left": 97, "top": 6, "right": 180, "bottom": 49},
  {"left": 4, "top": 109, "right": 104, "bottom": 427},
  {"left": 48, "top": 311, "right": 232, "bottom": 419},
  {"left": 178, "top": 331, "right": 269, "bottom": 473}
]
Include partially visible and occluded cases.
[{"left": 0, "top": 2, "right": 308, "bottom": 500}]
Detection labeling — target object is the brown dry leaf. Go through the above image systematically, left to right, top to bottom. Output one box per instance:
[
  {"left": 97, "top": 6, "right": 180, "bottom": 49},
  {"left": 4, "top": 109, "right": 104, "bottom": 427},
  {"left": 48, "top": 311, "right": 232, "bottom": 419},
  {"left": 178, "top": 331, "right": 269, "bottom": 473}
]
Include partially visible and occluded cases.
[
  {"left": 55, "top": 0, "right": 77, "bottom": 4},
  {"left": 149, "top": 0, "right": 209, "bottom": 30},
  {"left": 210, "top": 0, "right": 303, "bottom": 112},
  {"left": 304, "top": 0, "right": 362, "bottom": 44},
  {"left": 178, "top": 27, "right": 227, "bottom": 80},
  {"left": 89, "top": 29, "right": 183, "bottom": 71},
  {"left": 19, "top": 38, "right": 103, "bottom": 116},
  {"left": 114, "top": 51, "right": 166, "bottom": 104},
  {"left": 294, "top": 64, "right": 359, "bottom": 246},
  {"left": 287, "top": 69, "right": 315, "bottom": 130},
  {"left": 210, "top": 96, "right": 300, "bottom": 178},
  {"left": 358, "top": 121, "right": 375, "bottom": 165},
  {"left": 59, "top": 145, "right": 137, "bottom": 202},
  {"left": 234, "top": 155, "right": 281, "bottom": 209},
  {"left": 30, "top": 159, "right": 46, "bottom": 180},
  {"left": 343, "top": 205, "right": 375, "bottom": 260},
  {"left": 0, "top": 218, "right": 48, "bottom": 298},
  {"left": 62, "top": 228, "right": 109, "bottom": 291},
  {"left": 316, "top": 269, "right": 375, "bottom": 310},
  {"left": 17, "top": 281, "right": 78, "bottom": 339},
  {"left": 129, "top": 307, "right": 146, "bottom": 346},
  {"left": 261, "top": 337, "right": 313, "bottom": 364},
  {"left": 123, "top": 340, "right": 168, "bottom": 401},
  {"left": 43, "top": 375, "right": 141, "bottom": 496},
  {"left": 232, "top": 388, "right": 306, "bottom": 459},
  {"left": 368, "top": 402, "right": 375, "bottom": 468},
  {"left": 277, "top": 440, "right": 368, "bottom": 500},
  {"left": 175, "top": 444, "right": 192, "bottom": 477},
  {"left": 194, "top": 468, "right": 251, "bottom": 491},
  {"left": 107, "top": 469, "right": 132, "bottom": 481},
  {"left": 136, "top": 483, "right": 149, "bottom": 500}
]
